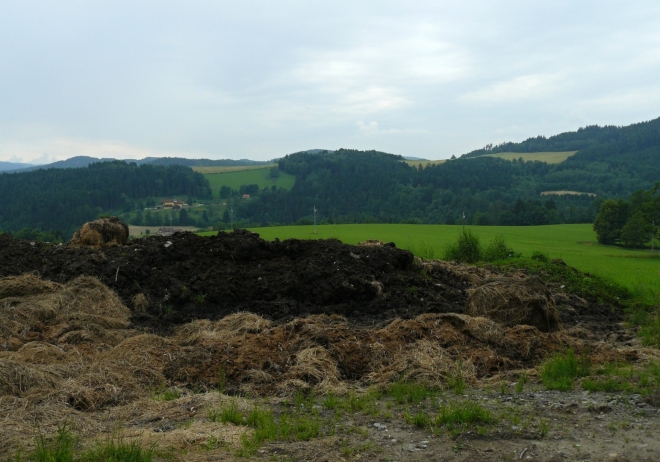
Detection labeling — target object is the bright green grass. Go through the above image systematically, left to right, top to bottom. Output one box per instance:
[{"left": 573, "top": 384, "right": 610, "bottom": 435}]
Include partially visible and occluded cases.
[
  {"left": 482, "top": 151, "right": 577, "bottom": 164},
  {"left": 403, "top": 159, "right": 446, "bottom": 167},
  {"left": 193, "top": 164, "right": 276, "bottom": 174},
  {"left": 203, "top": 168, "right": 296, "bottom": 197},
  {"left": 200, "top": 223, "right": 659, "bottom": 302},
  {"left": 540, "top": 349, "right": 591, "bottom": 391}
]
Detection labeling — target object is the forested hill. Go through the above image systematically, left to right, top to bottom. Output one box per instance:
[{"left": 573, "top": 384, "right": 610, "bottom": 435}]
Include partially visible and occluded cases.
[
  {"left": 461, "top": 117, "right": 660, "bottom": 158},
  {"left": 233, "top": 138, "right": 659, "bottom": 227},
  {"left": 0, "top": 162, "right": 211, "bottom": 238}
]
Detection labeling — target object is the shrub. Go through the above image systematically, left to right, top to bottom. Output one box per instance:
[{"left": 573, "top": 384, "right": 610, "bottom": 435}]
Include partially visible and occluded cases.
[
  {"left": 443, "top": 230, "right": 482, "bottom": 263},
  {"left": 483, "top": 235, "right": 520, "bottom": 261},
  {"left": 531, "top": 251, "right": 550, "bottom": 263}
]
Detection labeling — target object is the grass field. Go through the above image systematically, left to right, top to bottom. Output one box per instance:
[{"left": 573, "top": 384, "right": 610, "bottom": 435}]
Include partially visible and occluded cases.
[
  {"left": 482, "top": 151, "right": 577, "bottom": 164},
  {"left": 403, "top": 159, "right": 446, "bottom": 167},
  {"left": 192, "top": 164, "right": 276, "bottom": 174},
  {"left": 203, "top": 167, "right": 296, "bottom": 197},
  {"left": 201, "top": 223, "right": 659, "bottom": 301}
]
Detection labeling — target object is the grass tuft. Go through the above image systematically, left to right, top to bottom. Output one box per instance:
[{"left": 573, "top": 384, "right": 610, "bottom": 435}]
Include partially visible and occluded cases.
[
  {"left": 540, "top": 349, "right": 590, "bottom": 391},
  {"left": 387, "top": 382, "right": 433, "bottom": 404},
  {"left": 435, "top": 401, "right": 496, "bottom": 429},
  {"left": 80, "top": 437, "right": 154, "bottom": 462}
]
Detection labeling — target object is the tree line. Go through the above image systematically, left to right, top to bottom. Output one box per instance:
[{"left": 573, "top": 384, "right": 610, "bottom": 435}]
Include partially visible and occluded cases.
[{"left": 593, "top": 184, "right": 660, "bottom": 247}]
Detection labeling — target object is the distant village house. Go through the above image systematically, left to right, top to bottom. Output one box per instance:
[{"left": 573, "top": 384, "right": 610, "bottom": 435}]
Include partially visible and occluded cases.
[
  {"left": 242, "top": 194, "right": 251, "bottom": 199},
  {"left": 162, "top": 199, "right": 185, "bottom": 209},
  {"left": 156, "top": 227, "right": 183, "bottom": 236}
]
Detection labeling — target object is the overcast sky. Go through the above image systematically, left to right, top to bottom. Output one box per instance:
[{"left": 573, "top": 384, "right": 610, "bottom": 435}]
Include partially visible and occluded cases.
[{"left": 1, "top": 1, "right": 659, "bottom": 163}]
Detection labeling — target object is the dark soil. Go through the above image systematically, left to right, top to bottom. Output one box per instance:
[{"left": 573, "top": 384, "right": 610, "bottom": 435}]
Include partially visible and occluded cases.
[{"left": 0, "top": 230, "right": 622, "bottom": 334}]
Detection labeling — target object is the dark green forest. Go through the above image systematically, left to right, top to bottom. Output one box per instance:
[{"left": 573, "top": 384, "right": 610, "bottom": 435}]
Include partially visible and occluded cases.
[
  {"left": 223, "top": 117, "right": 659, "bottom": 228},
  {"left": 227, "top": 150, "right": 591, "bottom": 227},
  {"left": 0, "top": 162, "right": 211, "bottom": 238}
]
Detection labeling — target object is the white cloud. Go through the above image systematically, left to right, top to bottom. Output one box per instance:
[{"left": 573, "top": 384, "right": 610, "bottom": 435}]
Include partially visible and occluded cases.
[
  {"left": 287, "top": 25, "right": 470, "bottom": 117},
  {"left": 462, "top": 74, "right": 565, "bottom": 104},
  {"left": 356, "top": 121, "right": 426, "bottom": 136},
  {"left": 0, "top": 137, "right": 206, "bottom": 164}
]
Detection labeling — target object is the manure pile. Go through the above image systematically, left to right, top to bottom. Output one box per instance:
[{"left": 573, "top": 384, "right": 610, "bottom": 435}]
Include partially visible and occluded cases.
[{"left": 0, "top": 230, "right": 638, "bottom": 454}]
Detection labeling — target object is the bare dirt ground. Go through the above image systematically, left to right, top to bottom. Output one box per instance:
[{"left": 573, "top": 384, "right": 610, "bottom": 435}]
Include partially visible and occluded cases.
[{"left": 0, "top": 230, "right": 658, "bottom": 461}]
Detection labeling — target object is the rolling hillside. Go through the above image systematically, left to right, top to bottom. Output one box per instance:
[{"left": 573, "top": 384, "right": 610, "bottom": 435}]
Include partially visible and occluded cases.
[{"left": 204, "top": 167, "right": 296, "bottom": 197}]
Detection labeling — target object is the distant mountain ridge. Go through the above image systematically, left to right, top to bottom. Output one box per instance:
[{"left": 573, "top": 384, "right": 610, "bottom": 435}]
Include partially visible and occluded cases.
[
  {"left": 2, "top": 148, "right": 406, "bottom": 173},
  {"left": 3, "top": 156, "right": 270, "bottom": 173},
  {"left": 0, "top": 161, "right": 37, "bottom": 172}
]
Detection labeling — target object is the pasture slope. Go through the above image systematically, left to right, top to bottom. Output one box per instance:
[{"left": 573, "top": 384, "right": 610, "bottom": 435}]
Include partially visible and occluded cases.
[
  {"left": 481, "top": 151, "right": 577, "bottom": 164},
  {"left": 403, "top": 152, "right": 577, "bottom": 167},
  {"left": 192, "top": 165, "right": 277, "bottom": 174},
  {"left": 201, "top": 166, "right": 296, "bottom": 197},
  {"left": 232, "top": 223, "right": 659, "bottom": 300}
]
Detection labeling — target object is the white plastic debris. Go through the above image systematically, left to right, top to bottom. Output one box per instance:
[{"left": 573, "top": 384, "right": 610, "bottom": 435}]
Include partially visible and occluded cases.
[{"left": 164, "top": 241, "right": 173, "bottom": 248}]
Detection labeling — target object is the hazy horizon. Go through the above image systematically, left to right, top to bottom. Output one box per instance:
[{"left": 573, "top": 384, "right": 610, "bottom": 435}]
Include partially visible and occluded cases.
[{"left": 2, "top": 1, "right": 659, "bottom": 163}]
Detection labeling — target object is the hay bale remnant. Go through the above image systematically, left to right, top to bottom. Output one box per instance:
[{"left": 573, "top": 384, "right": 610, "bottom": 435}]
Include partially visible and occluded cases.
[
  {"left": 69, "top": 216, "right": 129, "bottom": 248},
  {"left": 466, "top": 276, "right": 561, "bottom": 332}
]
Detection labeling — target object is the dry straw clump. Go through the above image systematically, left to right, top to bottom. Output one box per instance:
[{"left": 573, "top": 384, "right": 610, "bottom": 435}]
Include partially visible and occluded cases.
[
  {"left": 69, "top": 216, "right": 129, "bottom": 248},
  {"left": 420, "top": 260, "right": 492, "bottom": 286},
  {"left": 0, "top": 274, "right": 132, "bottom": 348},
  {"left": 0, "top": 274, "right": 154, "bottom": 411},
  {"left": 466, "top": 276, "right": 561, "bottom": 332},
  {"left": 132, "top": 293, "right": 150, "bottom": 313},
  {"left": 175, "top": 312, "right": 272, "bottom": 345},
  {"left": 367, "top": 339, "right": 465, "bottom": 386},
  {"left": 287, "top": 346, "right": 340, "bottom": 389}
]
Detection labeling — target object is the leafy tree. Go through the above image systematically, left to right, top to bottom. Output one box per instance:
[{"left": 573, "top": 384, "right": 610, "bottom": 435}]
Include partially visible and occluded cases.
[
  {"left": 239, "top": 184, "right": 259, "bottom": 195},
  {"left": 219, "top": 186, "right": 233, "bottom": 199},
  {"left": 593, "top": 199, "right": 630, "bottom": 245},
  {"left": 133, "top": 209, "right": 144, "bottom": 226},
  {"left": 179, "top": 209, "right": 189, "bottom": 226},
  {"left": 620, "top": 212, "right": 651, "bottom": 248}
]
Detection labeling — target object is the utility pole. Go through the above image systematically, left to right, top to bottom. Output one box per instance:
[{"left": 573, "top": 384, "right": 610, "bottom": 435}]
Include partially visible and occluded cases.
[
  {"left": 313, "top": 206, "right": 317, "bottom": 234},
  {"left": 230, "top": 207, "right": 234, "bottom": 230},
  {"left": 462, "top": 211, "right": 466, "bottom": 233}
]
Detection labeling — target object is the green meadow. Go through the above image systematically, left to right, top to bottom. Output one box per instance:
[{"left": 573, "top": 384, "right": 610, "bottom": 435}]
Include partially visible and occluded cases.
[
  {"left": 482, "top": 151, "right": 577, "bottom": 164},
  {"left": 203, "top": 167, "right": 296, "bottom": 197},
  {"left": 202, "top": 223, "right": 659, "bottom": 301}
]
